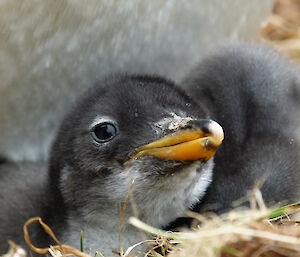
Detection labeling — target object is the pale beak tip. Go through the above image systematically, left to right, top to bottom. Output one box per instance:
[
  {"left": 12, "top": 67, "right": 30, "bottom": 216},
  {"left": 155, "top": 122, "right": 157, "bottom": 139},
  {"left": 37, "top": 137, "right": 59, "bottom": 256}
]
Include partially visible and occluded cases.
[{"left": 208, "top": 120, "right": 224, "bottom": 142}]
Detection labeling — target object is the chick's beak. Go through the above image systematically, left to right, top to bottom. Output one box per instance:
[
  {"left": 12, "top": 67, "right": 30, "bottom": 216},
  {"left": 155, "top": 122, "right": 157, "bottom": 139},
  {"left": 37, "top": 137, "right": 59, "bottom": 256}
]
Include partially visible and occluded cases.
[{"left": 131, "top": 119, "right": 224, "bottom": 162}]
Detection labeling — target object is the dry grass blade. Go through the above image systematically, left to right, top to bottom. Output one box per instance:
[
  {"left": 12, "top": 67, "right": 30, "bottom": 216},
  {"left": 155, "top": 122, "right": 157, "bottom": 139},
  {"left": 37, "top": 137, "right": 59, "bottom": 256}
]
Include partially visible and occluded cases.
[
  {"left": 118, "top": 182, "right": 133, "bottom": 257},
  {"left": 23, "top": 217, "right": 92, "bottom": 257},
  {"left": 123, "top": 240, "right": 155, "bottom": 257}
]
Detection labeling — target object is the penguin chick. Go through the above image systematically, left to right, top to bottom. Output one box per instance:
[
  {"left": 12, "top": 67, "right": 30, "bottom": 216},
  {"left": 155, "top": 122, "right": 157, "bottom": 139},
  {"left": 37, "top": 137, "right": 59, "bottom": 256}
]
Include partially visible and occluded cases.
[
  {"left": 182, "top": 43, "right": 300, "bottom": 213},
  {"left": 0, "top": 75, "right": 223, "bottom": 255}
]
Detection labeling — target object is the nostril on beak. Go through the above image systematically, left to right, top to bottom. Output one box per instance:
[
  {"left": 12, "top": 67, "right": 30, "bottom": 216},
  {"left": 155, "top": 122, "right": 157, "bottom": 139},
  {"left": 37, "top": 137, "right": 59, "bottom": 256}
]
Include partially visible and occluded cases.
[{"left": 198, "top": 120, "right": 210, "bottom": 134}]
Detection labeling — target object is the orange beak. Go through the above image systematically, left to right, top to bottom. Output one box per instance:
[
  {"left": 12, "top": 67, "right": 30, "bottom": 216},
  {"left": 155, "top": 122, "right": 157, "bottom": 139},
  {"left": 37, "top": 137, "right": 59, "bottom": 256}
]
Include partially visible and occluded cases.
[{"left": 130, "top": 120, "right": 224, "bottom": 162}]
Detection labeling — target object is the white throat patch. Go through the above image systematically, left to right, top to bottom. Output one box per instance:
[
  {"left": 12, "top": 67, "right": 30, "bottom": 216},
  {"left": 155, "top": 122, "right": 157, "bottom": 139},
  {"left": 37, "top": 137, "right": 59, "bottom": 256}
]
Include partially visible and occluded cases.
[{"left": 59, "top": 159, "right": 214, "bottom": 255}]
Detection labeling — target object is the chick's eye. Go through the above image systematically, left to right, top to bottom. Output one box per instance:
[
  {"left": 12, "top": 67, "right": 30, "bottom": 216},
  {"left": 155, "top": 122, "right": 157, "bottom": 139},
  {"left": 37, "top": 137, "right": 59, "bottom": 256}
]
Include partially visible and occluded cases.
[{"left": 91, "top": 122, "right": 117, "bottom": 143}]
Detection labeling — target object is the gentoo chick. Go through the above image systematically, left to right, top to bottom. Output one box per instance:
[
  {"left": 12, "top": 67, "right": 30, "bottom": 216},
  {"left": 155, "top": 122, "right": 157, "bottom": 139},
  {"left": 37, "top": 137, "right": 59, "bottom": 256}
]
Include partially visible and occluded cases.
[
  {"left": 1, "top": 43, "right": 300, "bottom": 256},
  {"left": 182, "top": 43, "right": 300, "bottom": 212},
  {"left": 0, "top": 75, "right": 224, "bottom": 255}
]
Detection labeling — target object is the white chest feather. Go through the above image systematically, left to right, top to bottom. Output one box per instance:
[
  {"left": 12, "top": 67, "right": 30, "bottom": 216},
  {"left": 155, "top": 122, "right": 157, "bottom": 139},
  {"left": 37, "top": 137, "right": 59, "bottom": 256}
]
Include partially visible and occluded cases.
[{"left": 60, "top": 160, "right": 213, "bottom": 256}]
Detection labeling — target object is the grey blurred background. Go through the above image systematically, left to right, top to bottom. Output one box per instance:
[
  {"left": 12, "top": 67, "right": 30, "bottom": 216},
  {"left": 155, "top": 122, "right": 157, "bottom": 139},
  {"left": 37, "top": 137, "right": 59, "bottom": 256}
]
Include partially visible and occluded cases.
[{"left": 0, "top": 0, "right": 274, "bottom": 162}]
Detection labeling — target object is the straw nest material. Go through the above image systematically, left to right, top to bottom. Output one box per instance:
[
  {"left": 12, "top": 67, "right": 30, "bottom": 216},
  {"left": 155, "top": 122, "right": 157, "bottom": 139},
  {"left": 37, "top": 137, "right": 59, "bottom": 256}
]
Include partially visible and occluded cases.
[
  {"left": 261, "top": 0, "right": 300, "bottom": 63},
  {"left": 1, "top": 188, "right": 299, "bottom": 257}
]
